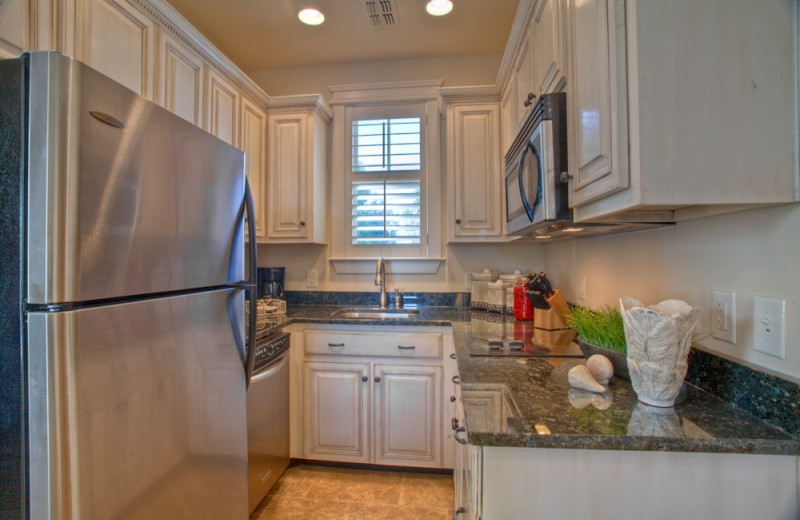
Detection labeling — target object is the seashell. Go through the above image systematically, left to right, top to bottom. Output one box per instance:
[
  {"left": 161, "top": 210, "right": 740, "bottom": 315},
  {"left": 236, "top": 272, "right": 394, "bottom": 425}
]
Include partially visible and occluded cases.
[
  {"left": 586, "top": 354, "right": 614, "bottom": 386},
  {"left": 568, "top": 364, "right": 606, "bottom": 394},
  {"left": 568, "top": 388, "right": 614, "bottom": 410}
]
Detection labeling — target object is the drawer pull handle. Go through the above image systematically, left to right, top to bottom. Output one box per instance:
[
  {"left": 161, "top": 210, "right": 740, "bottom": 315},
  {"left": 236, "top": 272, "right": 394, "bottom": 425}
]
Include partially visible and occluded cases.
[
  {"left": 327, "top": 342, "right": 345, "bottom": 347},
  {"left": 398, "top": 345, "right": 416, "bottom": 350},
  {"left": 449, "top": 353, "right": 456, "bottom": 359},
  {"left": 452, "top": 375, "right": 460, "bottom": 384},
  {"left": 451, "top": 417, "right": 459, "bottom": 430},
  {"left": 454, "top": 426, "right": 467, "bottom": 445},
  {"left": 454, "top": 507, "right": 467, "bottom": 519}
]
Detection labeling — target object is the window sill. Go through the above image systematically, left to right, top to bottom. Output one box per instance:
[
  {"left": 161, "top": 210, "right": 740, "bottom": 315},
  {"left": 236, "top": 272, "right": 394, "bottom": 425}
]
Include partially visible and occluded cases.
[{"left": 329, "top": 258, "right": 445, "bottom": 275}]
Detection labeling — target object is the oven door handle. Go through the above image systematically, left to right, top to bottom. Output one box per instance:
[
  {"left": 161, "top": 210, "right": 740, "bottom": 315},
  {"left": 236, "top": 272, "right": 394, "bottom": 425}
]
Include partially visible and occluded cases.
[
  {"left": 518, "top": 139, "right": 544, "bottom": 222},
  {"left": 250, "top": 352, "right": 289, "bottom": 384}
]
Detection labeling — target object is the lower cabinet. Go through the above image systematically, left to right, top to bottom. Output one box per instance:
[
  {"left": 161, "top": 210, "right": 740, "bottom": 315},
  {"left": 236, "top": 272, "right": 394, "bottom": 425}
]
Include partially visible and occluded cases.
[
  {"left": 298, "top": 326, "right": 455, "bottom": 469},
  {"left": 304, "top": 361, "right": 441, "bottom": 467}
]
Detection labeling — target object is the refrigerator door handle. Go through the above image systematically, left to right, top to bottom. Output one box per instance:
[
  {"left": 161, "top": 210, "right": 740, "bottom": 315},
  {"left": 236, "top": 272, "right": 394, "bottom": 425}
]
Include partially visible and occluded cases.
[{"left": 243, "top": 178, "right": 258, "bottom": 389}]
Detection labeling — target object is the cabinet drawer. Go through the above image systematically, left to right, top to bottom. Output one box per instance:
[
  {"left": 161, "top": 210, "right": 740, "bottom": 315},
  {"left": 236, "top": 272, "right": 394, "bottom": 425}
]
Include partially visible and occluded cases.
[{"left": 305, "top": 330, "right": 443, "bottom": 359}]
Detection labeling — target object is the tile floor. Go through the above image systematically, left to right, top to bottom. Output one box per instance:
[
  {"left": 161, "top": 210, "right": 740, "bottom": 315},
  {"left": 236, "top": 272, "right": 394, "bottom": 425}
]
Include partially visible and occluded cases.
[{"left": 250, "top": 464, "right": 455, "bottom": 520}]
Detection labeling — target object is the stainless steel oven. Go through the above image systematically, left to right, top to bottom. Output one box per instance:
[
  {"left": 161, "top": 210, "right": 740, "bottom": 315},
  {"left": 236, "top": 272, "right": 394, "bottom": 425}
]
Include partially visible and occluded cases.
[{"left": 505, "top": 93, "right": 569, "bottom": 238}]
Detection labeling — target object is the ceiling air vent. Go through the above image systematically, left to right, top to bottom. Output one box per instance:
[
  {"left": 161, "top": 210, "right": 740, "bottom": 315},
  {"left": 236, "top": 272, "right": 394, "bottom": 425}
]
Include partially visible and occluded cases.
[{"left": 361, "top": 0, "right": 399, "bottom": 28}]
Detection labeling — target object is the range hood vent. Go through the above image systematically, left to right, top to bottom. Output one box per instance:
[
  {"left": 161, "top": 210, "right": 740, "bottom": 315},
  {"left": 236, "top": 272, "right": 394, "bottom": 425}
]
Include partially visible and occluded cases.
[{"left": 361, "top": 0, "right": 398, "bottom": 28}]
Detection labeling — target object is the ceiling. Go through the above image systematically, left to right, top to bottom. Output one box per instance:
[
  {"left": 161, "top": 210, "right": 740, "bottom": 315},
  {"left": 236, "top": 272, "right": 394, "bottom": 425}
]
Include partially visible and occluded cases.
[{"left": 164, "top": 0, "right": 520, "bottom": 72}]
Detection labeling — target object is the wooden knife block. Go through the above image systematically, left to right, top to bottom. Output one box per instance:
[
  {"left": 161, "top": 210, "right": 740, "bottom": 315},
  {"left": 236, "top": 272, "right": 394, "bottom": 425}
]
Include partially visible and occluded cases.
[{"left": 534, "top": 289, "right": 570, "bottom": 330}]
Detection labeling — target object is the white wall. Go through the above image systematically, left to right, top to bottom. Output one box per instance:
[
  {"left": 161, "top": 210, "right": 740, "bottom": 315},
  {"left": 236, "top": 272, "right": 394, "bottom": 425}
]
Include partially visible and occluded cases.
[
  {"left": 247, "top": 55, "right": 502, "bottom": 98},
  {"left": 543, "top": 204, "right": 800, "bottom": 382},
  {"left": 258, "top": 242, "right": 546, "bottom": 294}
]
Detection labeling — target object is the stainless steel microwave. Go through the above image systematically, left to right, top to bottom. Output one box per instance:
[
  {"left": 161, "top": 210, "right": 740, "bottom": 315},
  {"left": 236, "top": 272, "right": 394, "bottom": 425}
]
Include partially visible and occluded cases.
[{"left": 505, "top": 93, "right": 569, "bottom": 238}]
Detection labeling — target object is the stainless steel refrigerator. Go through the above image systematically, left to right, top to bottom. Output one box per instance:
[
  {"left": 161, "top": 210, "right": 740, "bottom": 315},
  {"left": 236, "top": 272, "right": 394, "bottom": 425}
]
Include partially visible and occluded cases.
[{"left": 0, "top": 51, "right": 258, "bottom": 519}]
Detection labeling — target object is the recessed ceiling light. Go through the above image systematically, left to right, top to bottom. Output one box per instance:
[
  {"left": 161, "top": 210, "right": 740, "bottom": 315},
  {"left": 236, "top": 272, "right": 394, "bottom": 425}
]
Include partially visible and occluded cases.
[
  {"left": 426, "top": 0, "right": 453, "bottom": 16},
  {"left": 298, "top": 7, "right": 325, "bottom": 25}
]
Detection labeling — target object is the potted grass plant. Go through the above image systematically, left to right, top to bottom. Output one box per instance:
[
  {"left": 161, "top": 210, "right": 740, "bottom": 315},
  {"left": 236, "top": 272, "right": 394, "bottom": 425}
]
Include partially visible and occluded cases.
[{"left": 567, "top": 305, "right": 630, "bottom": 380}]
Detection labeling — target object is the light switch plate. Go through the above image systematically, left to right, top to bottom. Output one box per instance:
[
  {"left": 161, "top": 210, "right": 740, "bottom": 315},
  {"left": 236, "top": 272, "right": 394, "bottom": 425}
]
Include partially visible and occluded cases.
[{"left": 753, "top": 296, "right": 785, "bottom": 359}]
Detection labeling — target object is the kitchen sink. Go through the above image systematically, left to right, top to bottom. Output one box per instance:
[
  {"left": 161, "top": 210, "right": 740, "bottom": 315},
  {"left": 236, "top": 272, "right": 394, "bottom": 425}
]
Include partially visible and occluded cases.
[{"left": 332, "top": 307, "right": 421, "bottom": 320}]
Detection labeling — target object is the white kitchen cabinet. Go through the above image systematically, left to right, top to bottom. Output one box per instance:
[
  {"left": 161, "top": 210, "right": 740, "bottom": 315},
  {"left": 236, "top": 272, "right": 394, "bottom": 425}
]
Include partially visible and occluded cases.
[
  {"left": 75, "top": 0, "right": 156, "bottom": 97},
  {"left": 532, "top": 0, "right": 565, "bottom": 96},
  {"left": 565, "top": 0, "right": 799, "bottom": 221},
  {"left": 156, "top": 28, "right": 204, "bottom": 126},
  {"left": 512, "top": 30, "right": 535, "bottom": 128},
  {"left": 204, "top": 67, "right": 239, "bottom": 146},
  {"left": 499, "top": 82, "right": 517, "bottom": 158},
  {"left": 265, "top": 95, "right": 331, "bottom": 244},
  {"left": 442, "top": 95, "right": 508, "bottom": 242},
  {"left": 240, "top": 97, "right": 268, "bottom": 241},
  {"left": 299, "top": 326, "right": 454, "bottom": 469},
  {"left": 304, "top": 361, "right": 370, "bottom": 463},
  {"left": 471, "top": 446, "right": 797, "bottom": 519}
]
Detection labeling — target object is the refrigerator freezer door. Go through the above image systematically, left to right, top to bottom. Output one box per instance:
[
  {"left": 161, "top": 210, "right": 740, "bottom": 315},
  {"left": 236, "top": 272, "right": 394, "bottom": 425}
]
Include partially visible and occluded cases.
[
  {"left": 26, "top": 51, "right": 246, "bottom": 304},
  {"left": 27, "top": 289, "right": 248, "bottom": 519}
]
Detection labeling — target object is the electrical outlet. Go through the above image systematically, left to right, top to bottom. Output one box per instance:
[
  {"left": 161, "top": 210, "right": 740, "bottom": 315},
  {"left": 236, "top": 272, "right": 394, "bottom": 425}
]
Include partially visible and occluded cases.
[
  {"left": 306, "top": 269, "right": 318, "bottom": 288},
  {"left": 577, "top": 274, "right": 586, "bottom": 303},
  {"left": 712, "top": 290, "right": 736, "bottom": 344},
  {"left": 753, "top": 296, "right": 786, "bottom": 359}
]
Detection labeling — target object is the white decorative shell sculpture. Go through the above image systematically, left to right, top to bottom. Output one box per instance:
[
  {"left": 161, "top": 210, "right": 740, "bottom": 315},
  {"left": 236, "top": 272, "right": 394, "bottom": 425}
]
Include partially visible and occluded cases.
[
  {"left": 620, "top": 297, "right": 700, "bottom": 407},
  {"left": 586, "top": 354, "right": 614, "bottom": 386},
  {"left": 568, "top": 365, "right": 606, "bottom": 394}
]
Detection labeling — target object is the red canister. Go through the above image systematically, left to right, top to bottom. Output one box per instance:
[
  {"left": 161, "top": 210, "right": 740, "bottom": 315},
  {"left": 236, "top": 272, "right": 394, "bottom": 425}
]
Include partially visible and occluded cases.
[{"left": 513, "top": 278, "right": 533, "bottom": 320}]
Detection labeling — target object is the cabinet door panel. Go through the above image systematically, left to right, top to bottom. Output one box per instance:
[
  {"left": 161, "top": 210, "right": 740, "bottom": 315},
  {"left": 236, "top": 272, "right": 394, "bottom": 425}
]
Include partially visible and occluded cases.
[
  {"left": 81, "top": 0, "right": 155, "bottom": 97},
  {"left": 533, "top": 0, "right": 563, "bottom": 95},
  {"left": 567, "top": 0, "right": 628, "bottom": 205},
  {"left": 157, "top": 30, "right": 204, "bottom": 126},
  {"left": 513, "top": 32, "right": 535, "bottom": 126},
  {"left": 205, "top": 68, "right": 239, "bottom": 146},
  {"left": 241, "top": 98, "right": 267, "bottom": 241},
  {"left": 451, "top": 104, "right": 502, "bottom": 238},
  {"left": 267, "top": 113, "right": 308, "bottom": 238},
  {"left": 304, "top": 362, "right": 369, "bottom": 463},
  {"left": 374, "top": 364, "right": 441, "bottom": 467}
]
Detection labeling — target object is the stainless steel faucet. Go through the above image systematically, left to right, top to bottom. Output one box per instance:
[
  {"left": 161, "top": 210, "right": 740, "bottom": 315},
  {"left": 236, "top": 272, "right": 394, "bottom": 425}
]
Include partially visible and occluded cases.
[{"left": 375, "top": 257, "right": 388, "bottom": 308}]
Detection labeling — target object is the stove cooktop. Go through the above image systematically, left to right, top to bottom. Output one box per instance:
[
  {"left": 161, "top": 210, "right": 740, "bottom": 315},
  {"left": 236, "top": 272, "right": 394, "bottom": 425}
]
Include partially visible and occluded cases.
[{"left": 465, "top": 325, "right": 583, "bottom": 357}]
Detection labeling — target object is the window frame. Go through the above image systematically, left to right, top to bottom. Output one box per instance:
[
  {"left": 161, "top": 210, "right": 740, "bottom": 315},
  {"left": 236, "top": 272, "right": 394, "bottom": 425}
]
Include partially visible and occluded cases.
[{"left": 329, "top": 82, "right": 444, "bottom": 273}]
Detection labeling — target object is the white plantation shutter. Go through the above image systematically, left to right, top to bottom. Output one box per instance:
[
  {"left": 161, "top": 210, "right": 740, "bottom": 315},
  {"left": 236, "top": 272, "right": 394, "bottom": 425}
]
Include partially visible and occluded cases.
[
  {"left": 349, "top": 113, "right": 423, "bottom": 247},
  {"left": 352, "top": 117, "right": 421, "bottom": 172},
  {"left": 352, "top": 180, "right": 421, "bottom": 244}
]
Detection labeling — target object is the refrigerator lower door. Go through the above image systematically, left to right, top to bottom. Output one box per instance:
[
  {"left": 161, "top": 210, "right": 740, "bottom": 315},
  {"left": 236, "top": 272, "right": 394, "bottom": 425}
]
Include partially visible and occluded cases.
[{"left": 27, "top": 289, "right": 248, "bottom": 519}]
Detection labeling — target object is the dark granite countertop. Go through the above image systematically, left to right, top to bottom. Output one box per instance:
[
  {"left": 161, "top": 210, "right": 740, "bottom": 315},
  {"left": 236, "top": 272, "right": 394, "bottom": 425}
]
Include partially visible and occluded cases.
[{"left": 265, "top": 302, "right": 800, "bottom": 456}]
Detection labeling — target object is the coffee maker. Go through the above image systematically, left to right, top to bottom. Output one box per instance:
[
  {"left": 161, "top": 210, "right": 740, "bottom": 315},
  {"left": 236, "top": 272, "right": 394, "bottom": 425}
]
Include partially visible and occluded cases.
[{"left": 257, "top": 267, "right": 285, "bottom": 300}]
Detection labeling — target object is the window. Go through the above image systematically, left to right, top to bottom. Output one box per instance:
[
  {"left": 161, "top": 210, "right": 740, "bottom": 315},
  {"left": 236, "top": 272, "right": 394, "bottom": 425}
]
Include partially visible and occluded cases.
[
  {"left": 329, "top": 81, "right": 444, "bottom": 273},
  {"left": 351, "top": 115, "right": 422, "bottom": 245}
]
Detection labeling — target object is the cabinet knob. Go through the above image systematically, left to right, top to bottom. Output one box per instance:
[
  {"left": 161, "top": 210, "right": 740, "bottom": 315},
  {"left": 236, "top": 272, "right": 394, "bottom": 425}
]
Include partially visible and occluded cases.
[
  {"left": 559, "top": 171, "right": 573, "bottom": 183},
  {"left": 455, "top": 218, "right": 461, "bottom": 225},
  {"left": 299, "top": 221, "right": 306, "bottom": 226},
  {"left": 449, "top": 353, "right": 456, "bottom": 359},
  {"left": 362, "top": 376, "right": 368, "bottom": 382},
  {"left": 374, "top": 376, "right": 381, "bottom": 383},
  {"left": 450, "top": 395, "right": 456, "bottom": 402}
]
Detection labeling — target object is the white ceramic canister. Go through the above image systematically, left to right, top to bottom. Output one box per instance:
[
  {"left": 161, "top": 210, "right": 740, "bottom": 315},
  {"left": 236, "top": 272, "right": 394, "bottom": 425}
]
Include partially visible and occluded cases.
[
  {"left": 469, "top": 268, "right": 498, "bottom": 310},
  {"left": 499, "top": 270, "right": 523, "bottom": 314}
]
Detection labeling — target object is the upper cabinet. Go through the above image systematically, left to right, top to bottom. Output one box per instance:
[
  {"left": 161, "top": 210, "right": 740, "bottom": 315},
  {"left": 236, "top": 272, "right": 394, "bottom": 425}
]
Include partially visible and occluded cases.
[
  {"left": 75, "top": 0, "right": 156, "bottom": 97},
  {"left": 500, "top": 0, "right": 798, "bottom": 224},
  {"left": 500, "top": 0, "right": 567, "bottom": 147},
  {"left": 564, "top": 0, "right": 799, "bottom": 222},
  {"left": 156, "top": 28, "right": 204, "bottom": 126},
  {"left": 205, "top": 68, "right": 240, "bottom": 146},
  {"left": 442, "top": 90, "right": 508, "bottom": 242},
  {"left": 265, "top": 95, "right": 331, "bottom": 244},
  {"left": 241, "top": 97, "right": 268, "bottom": 242}
]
